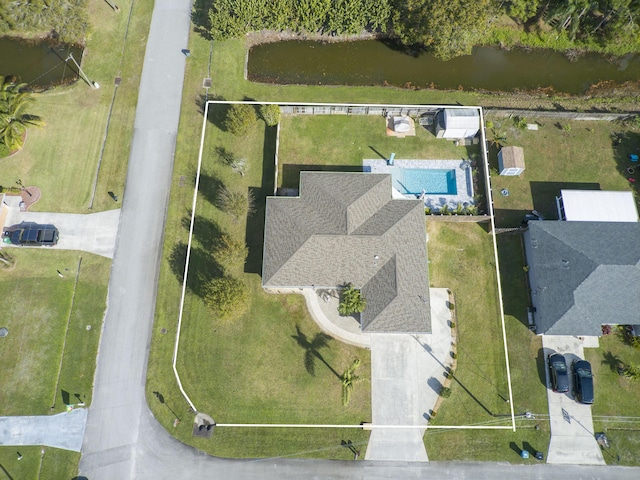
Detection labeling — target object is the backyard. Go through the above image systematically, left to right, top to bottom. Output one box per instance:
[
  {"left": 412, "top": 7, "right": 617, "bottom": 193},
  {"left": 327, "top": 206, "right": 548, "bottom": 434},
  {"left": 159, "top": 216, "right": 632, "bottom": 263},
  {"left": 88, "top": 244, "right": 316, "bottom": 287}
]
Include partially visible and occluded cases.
[
  {"left": 147, "top": 102, "right": 371, "bottom": 459},
  {"left": 487, "top": 116, "right": 638, "bottom": 228}
]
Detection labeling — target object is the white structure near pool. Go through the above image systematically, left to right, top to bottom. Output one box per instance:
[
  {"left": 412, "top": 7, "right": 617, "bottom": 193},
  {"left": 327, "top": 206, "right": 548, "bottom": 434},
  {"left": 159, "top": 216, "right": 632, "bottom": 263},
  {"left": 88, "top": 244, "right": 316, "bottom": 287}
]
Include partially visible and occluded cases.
[{"left": 363, "top": 159, "right": 474, "bottom": 211}]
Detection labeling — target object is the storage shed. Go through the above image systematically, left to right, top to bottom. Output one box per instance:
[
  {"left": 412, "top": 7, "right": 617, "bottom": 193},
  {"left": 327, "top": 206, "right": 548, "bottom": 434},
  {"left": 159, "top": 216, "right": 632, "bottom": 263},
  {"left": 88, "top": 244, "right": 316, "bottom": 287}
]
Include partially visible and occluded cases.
[
  {"left": 435, "top": 108, "right": 480, "bottom": 139},
  {"left": 498, "top": 146, "right": 525, "bottom": 176}
]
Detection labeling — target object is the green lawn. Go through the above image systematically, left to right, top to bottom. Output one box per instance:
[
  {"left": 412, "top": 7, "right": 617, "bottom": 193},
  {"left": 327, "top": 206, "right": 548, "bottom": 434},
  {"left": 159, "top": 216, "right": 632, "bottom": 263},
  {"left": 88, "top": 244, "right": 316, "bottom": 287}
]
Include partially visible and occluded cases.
[
  {"left": 0, "top": 0, "right": 152, "bottom": 212},
  {"left": 147, "top": 80, "right": 371, "bottom": 457},
  {"left": 277, "top": 114, "right": 476, "bottom": 188},
  {"left": 487, "top": 116, "right": 637, "bottom": 227},
  {"left": 423, "top": 222, "right": 550, "bottom": 462},
  {"left": 0, "top": 251, "right": 110, "bottom": 415},
  {"left": 585, "top": 333, "right": 640, "bottom": 466},
  {"left": 0, "top": 446, "right": 79, "bottom": 479}
]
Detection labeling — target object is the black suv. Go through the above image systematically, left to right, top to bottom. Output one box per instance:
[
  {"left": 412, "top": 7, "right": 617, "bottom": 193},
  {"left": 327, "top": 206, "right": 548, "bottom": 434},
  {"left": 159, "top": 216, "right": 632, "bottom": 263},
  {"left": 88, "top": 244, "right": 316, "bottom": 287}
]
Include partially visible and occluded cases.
[
  {"left": 3, "top": 223, "right": 59, "bottom": 246},
  {"left": 548, "top": 353, "right": 569, "bottom": 393},
  {"left": 573, "top": 360, "right": 594, "bottom": 404}
]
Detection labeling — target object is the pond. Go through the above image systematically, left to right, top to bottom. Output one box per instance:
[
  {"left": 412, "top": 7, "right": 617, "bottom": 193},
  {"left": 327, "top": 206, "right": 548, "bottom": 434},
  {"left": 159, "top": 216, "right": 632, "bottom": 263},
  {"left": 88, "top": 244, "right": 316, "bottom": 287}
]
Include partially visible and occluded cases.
[
  {"left": 0, "top": 36, "right": 82, "bottom": 88},
  {"left": 247, "top": 40, "right": 640, "bottom": 95}
]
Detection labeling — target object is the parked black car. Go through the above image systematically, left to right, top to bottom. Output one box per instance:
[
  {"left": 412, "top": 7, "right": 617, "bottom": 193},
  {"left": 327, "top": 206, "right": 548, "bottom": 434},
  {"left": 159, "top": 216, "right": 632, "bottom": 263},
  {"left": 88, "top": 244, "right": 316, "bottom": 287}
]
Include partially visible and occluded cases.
[
  {"left": 3, "top": 223, "right": 59, "bottom": 246},
  {"left": 548, "top": 353, "right": 569, "bottom": 393},
  {"left": 573, "top": 360, "right": 594, "bottom": 404}
]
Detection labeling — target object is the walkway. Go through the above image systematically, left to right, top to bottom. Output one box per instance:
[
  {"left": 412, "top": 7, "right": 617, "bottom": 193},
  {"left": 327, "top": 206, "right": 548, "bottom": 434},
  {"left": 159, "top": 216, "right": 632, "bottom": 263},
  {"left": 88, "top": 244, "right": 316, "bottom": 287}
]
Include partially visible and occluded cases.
[
  {"left": 2, "top": 195, "right": 120, "bottom": 258},
  {"left": 542, "top": 335, "right": 605, "bottom": 465},
  {"left": 0, "top": 409, "right": 86, "bottom": 452}
]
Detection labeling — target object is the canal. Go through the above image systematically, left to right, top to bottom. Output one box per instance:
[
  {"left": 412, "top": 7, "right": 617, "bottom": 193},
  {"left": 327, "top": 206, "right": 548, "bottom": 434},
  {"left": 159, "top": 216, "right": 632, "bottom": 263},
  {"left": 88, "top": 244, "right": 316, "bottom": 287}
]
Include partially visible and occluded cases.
[{"left": 248, "top": 40, "right": 640, "bottom": 94}]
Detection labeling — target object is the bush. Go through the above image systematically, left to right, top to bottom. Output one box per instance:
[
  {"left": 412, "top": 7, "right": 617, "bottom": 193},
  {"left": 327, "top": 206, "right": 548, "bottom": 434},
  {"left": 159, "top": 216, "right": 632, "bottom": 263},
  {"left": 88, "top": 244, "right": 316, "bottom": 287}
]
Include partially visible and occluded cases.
[
  {"left": 224, "top": 104, "right": 257, "bottom": 136},
  {"left": 260, "top": 104, "right": 281, "bottom": 126},
  {"left": 0, "top": 142, "right": 10, "bottom": 158},
  {"left": 204, "top": 276, "right": 249, "bottom": 321},
  {"left": 338, "top": 283, "right": 366, "bottom": 315},
  {"left": 440, "top": 386, "right": 452, "bottom": 398}
]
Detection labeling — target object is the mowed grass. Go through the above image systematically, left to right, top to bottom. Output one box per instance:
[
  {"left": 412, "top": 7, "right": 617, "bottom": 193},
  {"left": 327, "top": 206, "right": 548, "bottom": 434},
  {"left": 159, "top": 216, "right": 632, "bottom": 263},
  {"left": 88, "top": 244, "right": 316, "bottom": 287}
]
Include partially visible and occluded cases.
[
  {"left": 0, "top": 0, "right": 152, "bottom": 212},
  {"left": 147, "top": 82, "right": 371, "bottom": 457},
  {"left": 277, "top": 114, "right": 475, "bottom": 188},
  {"left": 487, "top": 117, "right": 635, "bottom": 227},
  {"left": 423, "top": 222, "right": 550, "bottom": 461},
  {"left": 0, "top": 250, "right": 110, "bottom": 415},
  {"left": 586, "top": 333, "right": 640, "bottom": 466},
  {"left": 0, "top": 446, "right": 79, "bottom": 479}
]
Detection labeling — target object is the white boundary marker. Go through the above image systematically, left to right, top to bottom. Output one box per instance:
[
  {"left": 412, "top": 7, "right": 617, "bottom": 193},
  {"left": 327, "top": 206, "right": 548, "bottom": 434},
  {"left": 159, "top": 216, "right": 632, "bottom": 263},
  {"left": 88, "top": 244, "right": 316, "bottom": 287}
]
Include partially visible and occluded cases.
[{"left": 172, "top": 101, "right": 516, "bottom": 432}]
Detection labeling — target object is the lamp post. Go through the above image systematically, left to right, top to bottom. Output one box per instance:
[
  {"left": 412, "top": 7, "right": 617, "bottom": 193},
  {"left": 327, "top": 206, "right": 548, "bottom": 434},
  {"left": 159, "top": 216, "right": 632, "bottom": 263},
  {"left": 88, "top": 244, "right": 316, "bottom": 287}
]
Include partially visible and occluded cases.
[{"left": 65, "top": 53, "right": 99, "bottom": 89}]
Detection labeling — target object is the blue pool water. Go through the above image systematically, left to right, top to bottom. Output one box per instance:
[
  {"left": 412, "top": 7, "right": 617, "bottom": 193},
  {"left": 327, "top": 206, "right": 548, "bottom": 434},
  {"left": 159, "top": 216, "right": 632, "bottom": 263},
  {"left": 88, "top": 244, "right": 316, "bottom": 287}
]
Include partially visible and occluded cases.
[{"left": 391, "top": 168, "right": 457, "bottom": 195}]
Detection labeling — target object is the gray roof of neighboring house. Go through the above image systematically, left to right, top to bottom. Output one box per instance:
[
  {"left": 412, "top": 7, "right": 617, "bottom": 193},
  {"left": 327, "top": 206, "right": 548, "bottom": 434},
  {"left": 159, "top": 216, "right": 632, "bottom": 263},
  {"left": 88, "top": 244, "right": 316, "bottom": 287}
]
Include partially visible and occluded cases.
[
  {"left": 262, "top": 171, "right": 431, "bottom": 333},
  {"left": 525, "top": 221, "right": 640, "bottom": 336}
]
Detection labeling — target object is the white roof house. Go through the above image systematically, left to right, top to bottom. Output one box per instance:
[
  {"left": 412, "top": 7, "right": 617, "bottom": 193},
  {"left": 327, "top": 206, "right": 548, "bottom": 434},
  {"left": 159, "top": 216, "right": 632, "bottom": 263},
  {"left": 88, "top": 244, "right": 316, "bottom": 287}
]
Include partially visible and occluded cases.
[
  {"left": 435, "top": 108, "right": 480, "bottom": 139},
  {"left": 557, "top": 190, "right": 639, "bottom": 222}
]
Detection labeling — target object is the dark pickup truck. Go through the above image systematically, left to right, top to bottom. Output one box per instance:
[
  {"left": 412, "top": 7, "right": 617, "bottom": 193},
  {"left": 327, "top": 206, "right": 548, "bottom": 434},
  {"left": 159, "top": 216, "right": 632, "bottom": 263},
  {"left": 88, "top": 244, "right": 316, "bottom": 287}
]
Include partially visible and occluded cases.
[{"left": 3, "top": 223, "right": 59, "bottom": 246}]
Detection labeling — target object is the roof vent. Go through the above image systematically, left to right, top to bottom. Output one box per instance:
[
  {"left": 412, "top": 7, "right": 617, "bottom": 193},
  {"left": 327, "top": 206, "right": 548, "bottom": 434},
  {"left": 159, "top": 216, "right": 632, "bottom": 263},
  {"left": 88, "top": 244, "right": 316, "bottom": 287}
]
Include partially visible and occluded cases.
[{"left": 562, "top": 259, "right": 569, "bottom": 268}]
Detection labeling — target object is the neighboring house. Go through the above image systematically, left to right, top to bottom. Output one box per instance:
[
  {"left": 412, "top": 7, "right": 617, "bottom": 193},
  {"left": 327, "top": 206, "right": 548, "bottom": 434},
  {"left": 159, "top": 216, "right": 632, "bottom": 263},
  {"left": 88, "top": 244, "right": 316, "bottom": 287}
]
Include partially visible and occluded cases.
[
  {"left": 435, "top": 108, "right": 480, "bottom": 140},
  {"left": 262, "top": 171, "right": 431, "bottom": 333},
  {"left": 555, "top": 189, "right": 639, "bottom": 222},
  {"left": 523, "top": 221, "right": 640, "bottom": 336}
]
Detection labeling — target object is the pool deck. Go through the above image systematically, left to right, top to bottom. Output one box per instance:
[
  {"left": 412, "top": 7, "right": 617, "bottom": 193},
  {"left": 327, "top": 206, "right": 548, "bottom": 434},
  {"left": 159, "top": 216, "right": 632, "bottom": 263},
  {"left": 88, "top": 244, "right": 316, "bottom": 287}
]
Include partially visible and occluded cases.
[{"left": 363, "top": 159, "right": 474, "bottom": 210}]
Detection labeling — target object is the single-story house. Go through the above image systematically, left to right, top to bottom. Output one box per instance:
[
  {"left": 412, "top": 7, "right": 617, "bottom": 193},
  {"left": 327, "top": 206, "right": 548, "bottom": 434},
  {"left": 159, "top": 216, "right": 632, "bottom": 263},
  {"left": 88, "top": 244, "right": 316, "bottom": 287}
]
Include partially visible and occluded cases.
[
  {"left": 435, "top": 108, "right": 480, "bottom": 140},
  {"left": 498, "top": 146, "right": 525, "bottom": 176},
  {"left": 262, "top": 171, "right": 431, "bottom": 333},
  {"left": 556, "top": 189, "right": 639, "bottom": 222},
  {"left": 523, "top": 221, "right": 640, "bottom": 336}
]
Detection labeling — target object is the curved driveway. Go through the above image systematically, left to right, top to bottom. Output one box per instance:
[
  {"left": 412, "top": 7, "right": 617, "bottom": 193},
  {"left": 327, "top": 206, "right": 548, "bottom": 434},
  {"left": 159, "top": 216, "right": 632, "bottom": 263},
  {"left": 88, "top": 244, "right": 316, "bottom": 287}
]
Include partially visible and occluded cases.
[{"left": 78, "top": 0, "right": 640, "bottom": 478}]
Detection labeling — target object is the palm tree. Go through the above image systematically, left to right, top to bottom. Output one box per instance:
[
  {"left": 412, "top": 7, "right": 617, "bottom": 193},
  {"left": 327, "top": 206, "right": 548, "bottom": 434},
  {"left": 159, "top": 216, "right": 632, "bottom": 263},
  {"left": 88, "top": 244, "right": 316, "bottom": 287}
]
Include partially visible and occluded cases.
[
  {"left": 0, "top": 76, "right": 44, "bottom": 152},
  {"left": 338, "top": 283, "right": 366, "bottom": 316},
  {"left": 341, "top": 359, "right": 362, "bottom": 406}
]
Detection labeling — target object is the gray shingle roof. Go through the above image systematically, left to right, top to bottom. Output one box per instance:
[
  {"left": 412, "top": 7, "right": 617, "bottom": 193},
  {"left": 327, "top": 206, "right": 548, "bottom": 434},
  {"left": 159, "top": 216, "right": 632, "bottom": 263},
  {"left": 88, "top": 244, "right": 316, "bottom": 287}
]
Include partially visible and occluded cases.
[
  {"left": 262, "top": 171, "right": 431, "bottom": 333},
  {"left": 525, "top": 221, "right": 640, "bottom": 336}
]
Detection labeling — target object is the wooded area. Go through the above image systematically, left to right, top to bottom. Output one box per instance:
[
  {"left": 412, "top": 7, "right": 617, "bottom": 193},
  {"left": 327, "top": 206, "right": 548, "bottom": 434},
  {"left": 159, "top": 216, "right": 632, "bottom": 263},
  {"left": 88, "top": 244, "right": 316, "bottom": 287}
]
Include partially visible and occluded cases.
[{"left": 202, "top": 0, "right": 640, "bottom": 60}]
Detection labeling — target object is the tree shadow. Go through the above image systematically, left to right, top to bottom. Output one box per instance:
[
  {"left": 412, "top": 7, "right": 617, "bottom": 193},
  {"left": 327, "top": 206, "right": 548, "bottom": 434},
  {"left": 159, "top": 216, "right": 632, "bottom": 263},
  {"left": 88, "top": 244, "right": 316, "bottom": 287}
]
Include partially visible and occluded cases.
[
  {"left": 191, "top": 0, "right": 214, "bottom": 40},
  {"left": 206, "top": 96, "right": 231, "bottom": 130},
  {"left": 245, "top": 124, "right": 276, "bottom": 274},
  {"left": 611, "top": 131, "right": 640, "bottom": 198},
  {"left": 198, "top": 172, "right": 224, "bottom": 206},
  {"left": 529, "top": 181, "right": 600, "bottom": 220},
  {"left": 185, "top": 215, "right": 223, "bottom": 251},
  {"left": 168, "top": 242, "right": 222, "bottom": 298},
  {"left": 291, "top": 325, "right": 339, "bottom": 378},
  {"left": 601, "top": 351, "right": 624, "bottom": 374}
]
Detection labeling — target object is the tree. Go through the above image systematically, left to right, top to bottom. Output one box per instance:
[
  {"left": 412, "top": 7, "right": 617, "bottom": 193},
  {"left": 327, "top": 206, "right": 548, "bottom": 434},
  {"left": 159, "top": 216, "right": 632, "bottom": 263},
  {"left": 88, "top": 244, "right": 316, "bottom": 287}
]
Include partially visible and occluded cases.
[
  {"left": 0, "top": 76, "right": 44, "bottom": 152},
  {"left": 223, "top": 103, "right": 257, "bottom": 136},
  {"left": 259, "top": 104, "right": 281, "bottom": 126},
  {"left": 216, "top": 186, "right": 255, "bottom": 221},
  {"left": 213, "top": 234, "right": 248, "bottom": 267},
  {"left": 204, "top": 276, "right": 249, "bottom": 320},
  {"left": 338, "top": 283, "right": 366, "bottom": 315},
  {"left": 341, "top": 358, "right": 362, "bottom": 406}
]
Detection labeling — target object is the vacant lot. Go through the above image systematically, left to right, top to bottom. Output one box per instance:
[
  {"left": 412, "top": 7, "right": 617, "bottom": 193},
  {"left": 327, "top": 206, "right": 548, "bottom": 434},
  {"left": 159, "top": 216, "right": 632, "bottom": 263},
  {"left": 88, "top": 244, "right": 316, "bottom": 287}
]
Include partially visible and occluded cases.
[
  {"left": 148, "top": 101, "right": 371, "bottom": 459},
  {"left": 278, "top": 114, "right": 477, "bottom": 188},
  {"left": 487, "top": 116, "right": 636, "bottom": 227},
  {"left": 0, "top": 250, "right": 110, "bottom": 415}
]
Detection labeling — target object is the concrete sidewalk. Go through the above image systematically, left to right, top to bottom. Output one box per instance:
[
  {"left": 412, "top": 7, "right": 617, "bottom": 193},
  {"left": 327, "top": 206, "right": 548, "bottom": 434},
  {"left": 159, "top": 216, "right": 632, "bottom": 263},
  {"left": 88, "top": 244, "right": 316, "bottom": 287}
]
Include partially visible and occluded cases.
[
  {"left": 542, "top": 335, "right": 605, "bottom": 465},
  {"left": 0, "top": 408, "right": 87, "bottom": 452}
]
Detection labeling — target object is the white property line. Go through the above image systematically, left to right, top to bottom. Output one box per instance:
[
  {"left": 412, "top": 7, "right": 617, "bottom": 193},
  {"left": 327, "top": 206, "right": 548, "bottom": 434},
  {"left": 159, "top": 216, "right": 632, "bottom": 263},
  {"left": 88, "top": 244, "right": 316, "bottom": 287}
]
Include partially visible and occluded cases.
[
  {"left": 172, "top": 101, "right": 517, "bottom": 431},
  {"left": 478, "top": 108, "right": 517, "bottom": 431}
]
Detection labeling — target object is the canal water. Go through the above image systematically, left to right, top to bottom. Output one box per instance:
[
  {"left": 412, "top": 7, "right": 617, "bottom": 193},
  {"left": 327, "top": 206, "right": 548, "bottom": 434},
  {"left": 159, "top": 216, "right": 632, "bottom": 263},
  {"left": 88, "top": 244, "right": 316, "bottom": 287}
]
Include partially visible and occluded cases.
[
  {"left": 0, "top": 36, "right": 82, "bottom": 88},
  {"left": 248, "top": 41, "right": 640, "bottom": 94}
]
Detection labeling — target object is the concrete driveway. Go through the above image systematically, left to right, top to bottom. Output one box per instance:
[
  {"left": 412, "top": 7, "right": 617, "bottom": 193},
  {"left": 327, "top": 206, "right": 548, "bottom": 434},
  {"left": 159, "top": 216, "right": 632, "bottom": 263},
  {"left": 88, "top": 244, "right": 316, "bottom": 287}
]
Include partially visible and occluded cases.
[
  {"left": 3, "top": 205, "right": 120, "bottom": 259},
  {"left": 542, "top": 335, "right": 605, "bottom": 465}
]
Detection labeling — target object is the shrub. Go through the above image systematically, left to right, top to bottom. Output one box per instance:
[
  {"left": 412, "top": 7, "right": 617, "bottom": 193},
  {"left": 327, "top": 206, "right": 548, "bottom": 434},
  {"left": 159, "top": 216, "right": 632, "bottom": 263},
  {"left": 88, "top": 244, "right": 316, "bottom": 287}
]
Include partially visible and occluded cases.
[
  {"left": 224, "top": 104, "right": 257, "bottom": 136},
  {"left": 259, "top": 104, "right": 281, "bottom": 126},
  {"left": 513, "top": 116, "right": 527, "bottom": 130},
  {"left": 485, "top": 120, "right": 494, "bottom": 129},
  {"left": 216, "top": 186, "right": 255, "bottom": 221},
  {"left": 213, "top": 234, "right": 248, "bottom": 268},
  {"left": 204, "top": 276, "right": 249, "bottom": 321},
  {"left": 338, "top": 283, "right": 366, "bottom": 315},
  {"left": 440, "top": 386, "right": 452, "bottom": 398}
]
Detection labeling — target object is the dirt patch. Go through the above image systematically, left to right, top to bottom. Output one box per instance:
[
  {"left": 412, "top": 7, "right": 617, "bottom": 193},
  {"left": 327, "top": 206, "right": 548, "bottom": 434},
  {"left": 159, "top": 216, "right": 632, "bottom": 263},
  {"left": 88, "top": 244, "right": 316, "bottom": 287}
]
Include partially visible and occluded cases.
[
  {"left": 245, "top": 29, "right": 377, "bottom": 48},
  {"left": 19, "top": 186, "right": 41, "bottom": 211}
]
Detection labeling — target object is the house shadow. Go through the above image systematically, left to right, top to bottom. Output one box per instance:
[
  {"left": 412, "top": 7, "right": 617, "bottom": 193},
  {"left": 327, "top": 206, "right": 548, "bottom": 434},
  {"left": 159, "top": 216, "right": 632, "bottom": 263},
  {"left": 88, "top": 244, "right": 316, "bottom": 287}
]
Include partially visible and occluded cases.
[
  {"left": 245, "top": 124, "right": 277, "bottom": 275},
  {"left": 611, "top": 131, "right": 640, "bottom": 196},
  {"left": 281, "top": 164, "right": 363, "bottom": 190},
  {"left": 529, "top": 181, "right": 601, "bottom": 220},
  {"left": 493, "top": 208, "right": 530, "bottom": 228},
  {"left": 495, "top": 234, "right": 530, "bottom": 327},
  {"left": 536, "top": 347, "right": 548, "bottom": 389}
]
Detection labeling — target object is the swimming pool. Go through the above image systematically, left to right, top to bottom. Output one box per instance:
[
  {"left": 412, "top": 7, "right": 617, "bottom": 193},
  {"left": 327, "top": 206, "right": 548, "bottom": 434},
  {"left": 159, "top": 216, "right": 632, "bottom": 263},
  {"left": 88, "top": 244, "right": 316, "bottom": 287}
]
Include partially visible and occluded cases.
[{"left": 391, "top": 168, "right": 458, "bottom": 195}]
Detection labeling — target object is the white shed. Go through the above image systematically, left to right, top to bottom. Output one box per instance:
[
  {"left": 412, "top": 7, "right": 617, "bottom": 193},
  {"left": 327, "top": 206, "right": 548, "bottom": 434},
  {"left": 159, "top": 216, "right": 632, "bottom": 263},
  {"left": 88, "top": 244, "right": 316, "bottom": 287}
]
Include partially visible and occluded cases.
[
  {"left": 435, "top": 108, "right": 480, "bottom": 139},
  {"left": 498, "top": 146, "right": 525, "bottom": 176},
  {"left": 557, "top": 190, "right": 639, "bottom": 222}
]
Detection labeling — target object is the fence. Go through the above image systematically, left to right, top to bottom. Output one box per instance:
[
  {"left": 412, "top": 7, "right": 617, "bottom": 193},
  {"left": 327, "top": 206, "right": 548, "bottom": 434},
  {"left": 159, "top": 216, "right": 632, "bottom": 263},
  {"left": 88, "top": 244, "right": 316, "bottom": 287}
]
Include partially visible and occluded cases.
[{"left": 484, "top": 108, "right": 635, "bottom": 122}]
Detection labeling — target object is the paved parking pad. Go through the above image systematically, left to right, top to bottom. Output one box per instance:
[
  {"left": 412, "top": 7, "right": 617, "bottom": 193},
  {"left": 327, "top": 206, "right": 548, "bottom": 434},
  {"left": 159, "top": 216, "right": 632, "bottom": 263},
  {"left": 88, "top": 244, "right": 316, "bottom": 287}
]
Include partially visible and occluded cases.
[{"left": 542, "top": 335, "right": 605, "bottom": 465}]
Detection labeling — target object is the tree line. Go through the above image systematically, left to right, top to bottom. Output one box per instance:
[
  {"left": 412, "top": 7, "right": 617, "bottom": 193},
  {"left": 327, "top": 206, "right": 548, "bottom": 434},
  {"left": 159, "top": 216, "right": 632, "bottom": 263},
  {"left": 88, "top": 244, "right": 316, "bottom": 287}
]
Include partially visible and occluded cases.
[
  {"left": 0, "top": 0, "right": 89, "bottom": 44},
  {"left": 204, "top": 0, "right": 640, "bottom": 60}
]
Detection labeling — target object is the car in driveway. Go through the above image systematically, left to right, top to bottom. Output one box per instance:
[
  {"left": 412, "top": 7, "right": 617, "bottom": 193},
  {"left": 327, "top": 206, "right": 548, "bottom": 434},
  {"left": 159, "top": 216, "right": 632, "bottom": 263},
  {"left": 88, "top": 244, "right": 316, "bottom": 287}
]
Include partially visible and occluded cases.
[
  {"left": 3, "top": 222, "right": 59, "bottom": 246},
  {"left": 548, "top": 353, "right": 569, "bottom": 393},
  {"left": 573, "top": 359, "right": 594, "bottom": 404}
]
